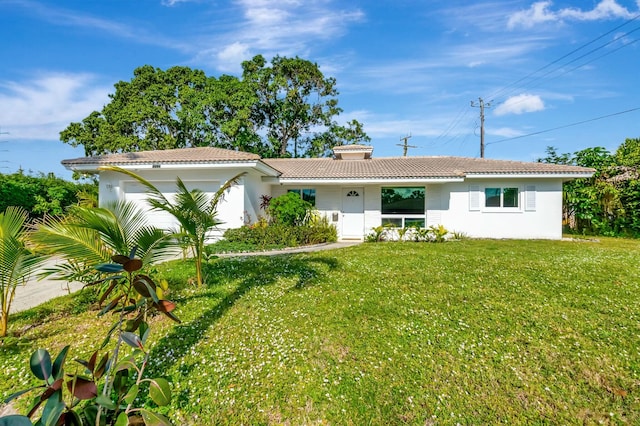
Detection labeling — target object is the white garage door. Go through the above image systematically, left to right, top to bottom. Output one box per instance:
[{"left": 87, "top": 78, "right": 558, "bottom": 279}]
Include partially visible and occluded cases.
[{"left": 123, "top": 180, "right": 220, "bottom": 232}]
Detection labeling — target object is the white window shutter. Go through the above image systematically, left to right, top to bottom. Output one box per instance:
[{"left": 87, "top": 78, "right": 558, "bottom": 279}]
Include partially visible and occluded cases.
[
  {"left": 469, "top": 185, "right": 480, "bottom": 211},
  {"left": 525, "top": 185, "right": 536, "bottom": 211}
]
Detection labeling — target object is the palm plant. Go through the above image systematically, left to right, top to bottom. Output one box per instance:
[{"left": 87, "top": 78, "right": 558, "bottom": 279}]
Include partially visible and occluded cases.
[
  {"left": 100, "top": 166, "right": 245, "bottom": 286},
  {"left": 31, "top": 201, "right": 175, "bottom": 284},
  {"left": 0, "top": 206, "right": 45, "bottom": 337}
]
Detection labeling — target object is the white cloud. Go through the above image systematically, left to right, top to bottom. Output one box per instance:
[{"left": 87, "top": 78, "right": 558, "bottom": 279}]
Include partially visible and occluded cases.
[
  {"left": 203, "top": 0, "right": 365, "bottom": 72},
  {"left": 508, "top": 0, "right": 636, "bottom": 29},
  {"left": 0, "top": 73, "right": 111, "bottom": 140},
  {"left": 494, "top": 94, "right": 545, "bottom": 116}
]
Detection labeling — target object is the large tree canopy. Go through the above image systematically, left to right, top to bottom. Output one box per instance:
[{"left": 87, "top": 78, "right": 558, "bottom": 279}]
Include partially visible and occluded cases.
[
  {"left": 61, "top": 56, "right": 368, "bottom": 158},
  {"left": 539, "top": 138, "right": 640, "bottom": 237}
]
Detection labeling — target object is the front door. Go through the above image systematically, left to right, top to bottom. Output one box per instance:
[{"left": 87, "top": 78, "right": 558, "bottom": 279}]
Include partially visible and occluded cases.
[{"left": 342, "top": 187, "right": 364, "bottom": 239}]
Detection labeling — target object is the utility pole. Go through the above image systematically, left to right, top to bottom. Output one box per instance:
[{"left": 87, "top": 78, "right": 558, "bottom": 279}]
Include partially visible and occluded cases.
[
  {"left": 471, "top": 98, "right": 491, "bottom": 158},
  {"left": 396, "top": 133, "right": 417, "bottom": 156}
]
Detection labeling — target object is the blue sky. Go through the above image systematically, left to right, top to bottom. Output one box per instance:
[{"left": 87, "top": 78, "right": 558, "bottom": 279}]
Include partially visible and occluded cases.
[{"left": 1, "top": 0, "right": 639, "bottom": 179}]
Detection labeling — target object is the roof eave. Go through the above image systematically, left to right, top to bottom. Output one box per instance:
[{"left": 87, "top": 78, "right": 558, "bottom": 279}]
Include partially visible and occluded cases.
[
  {"left": 465, "top": 172, "right": 594, "bottom": 179},
  {"left": 266, "top": 177, "right": 466, "bottom": 185}
]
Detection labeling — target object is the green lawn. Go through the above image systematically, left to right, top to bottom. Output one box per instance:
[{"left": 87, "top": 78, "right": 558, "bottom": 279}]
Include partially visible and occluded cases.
[{"left": 2, "top": 239, "right": 640, "bottom": 425}]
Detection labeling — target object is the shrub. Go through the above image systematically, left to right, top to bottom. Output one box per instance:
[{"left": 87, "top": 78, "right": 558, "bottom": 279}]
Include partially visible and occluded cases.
[
  {"left": 268, "top": 192, "right": 313, "bottom": 226},
  {"left": 221, "top": 216, "right": 337, "bottom": 250}
]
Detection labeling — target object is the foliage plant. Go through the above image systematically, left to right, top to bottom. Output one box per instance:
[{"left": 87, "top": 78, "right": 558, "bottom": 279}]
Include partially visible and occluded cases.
[
  {"left": 539, "top": 139, "right": 640, "bottom": 237},
  {"left": 100, "top": 166, "right": 245, "bottom": 287},
  {"left": 0, "top": 171, "right": 97, "bottom": 218},
  {"left": 267, "top": 192, "right": 314, "bottom": 226},
  {"left": 31, "top": 201, "right": 175, "bottom": 286},
  {"left": 0, "top": 207, "right": 45, "bottom": 337},
  {"left": 221, "top": 216, "right": 337, "bottom": 250},
  {"left": 3, "top": 249, "right": 179, "bottom": 425}
]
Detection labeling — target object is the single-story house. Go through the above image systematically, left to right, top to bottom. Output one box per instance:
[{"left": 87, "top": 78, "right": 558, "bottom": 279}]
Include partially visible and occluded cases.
[{"left": 62, "top": 145, "right": 594, "bottom": 240}]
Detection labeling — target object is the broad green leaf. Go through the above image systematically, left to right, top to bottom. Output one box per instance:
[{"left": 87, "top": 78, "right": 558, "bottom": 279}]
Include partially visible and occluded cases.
[
  {"left": 95, "top": 263, "right": 124, "bottom": 273},
  {"left": 139, "top": 321, "right": 150, "bottom": 345},
  {"left": 121, "top": 331, "right": 144, "bottom": 350},
  {"left": 51, "top": 345, "right": 70, "bottom": 381},
  {"left": 30, "top": 349, "right": 52, "bottom": 381},
  {"left": 114, "top": 356, "right": 137, "bottom": 373},
  {"left": 147, "top": 378, "right": 171, "bottom": 406},
  {"left": 123, "top": 383, "right": 139, "bottom": 404},
  {"left": 3, "top": 385, "right": 43, "bottom": 403},
  {"left": 39, "top": 389, "right": 64, "bottom": 426},
  {"left": 95, "top": 394, "right": 117, "bottom": 410},
  {"left": 140, "top": 409, "right": 172, "bottom": 426},
  {"left": 114, "top": 412, "right": 129, "bottom": 426},
  {"left": 0, "top": 415, "right": 33, "bottom": 426}
]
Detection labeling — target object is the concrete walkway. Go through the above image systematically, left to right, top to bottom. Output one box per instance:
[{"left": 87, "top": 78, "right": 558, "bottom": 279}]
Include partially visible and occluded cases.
[{"left": 12, "top": 241, "right": 361, "bottom": 313}]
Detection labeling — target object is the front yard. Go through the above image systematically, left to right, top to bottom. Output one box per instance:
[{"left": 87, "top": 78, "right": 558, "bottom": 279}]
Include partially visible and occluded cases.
[{"left": 2, "top": 238, "right": 640, "bottom": 424}]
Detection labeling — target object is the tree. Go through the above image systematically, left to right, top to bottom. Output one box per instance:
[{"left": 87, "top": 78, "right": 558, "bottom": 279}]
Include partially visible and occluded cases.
[
  {"left": 61, "top": 57, "right": 370, "bottom": 159},
  {"left": 61, "top": 66, "right": 210, "bottom": 156},
  {"left": 101, "top": 166, "right": 245, "bottom": 287},
  {"left": 0, "top": 206, "right": 45, "bottom": 337}
]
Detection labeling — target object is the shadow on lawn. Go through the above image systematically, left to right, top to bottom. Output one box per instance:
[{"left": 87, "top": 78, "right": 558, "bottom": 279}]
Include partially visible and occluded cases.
[{"left": 145, "top": 253, "right": 339, "bottom": 380}]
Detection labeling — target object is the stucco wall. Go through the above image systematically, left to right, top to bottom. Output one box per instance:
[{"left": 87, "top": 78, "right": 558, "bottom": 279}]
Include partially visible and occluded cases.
[
  {"left": 99, "top": 168, "right": 249, "bottom": 239},
  {"left": 435, "top": 179, "right": 564, "bottom": 239}
]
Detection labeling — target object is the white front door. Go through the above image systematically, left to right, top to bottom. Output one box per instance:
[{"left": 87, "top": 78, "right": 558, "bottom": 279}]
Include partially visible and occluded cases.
[{"left": 342, "top": 187, "right": 364, "bottom": 239}]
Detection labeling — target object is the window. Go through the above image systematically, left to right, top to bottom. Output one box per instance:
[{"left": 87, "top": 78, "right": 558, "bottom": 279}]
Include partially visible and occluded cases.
[
  {"left": 381, "top": 187, "right": 426, "bottom": 227},
  {"left": 382, "top": 187, "right": 425, "bottom": 214},
  {"left": 484, "top": 187, "right": 519, "bottom": 208},
  {"left": 287, "top": 189, "right": 316, "bottom": 206}
]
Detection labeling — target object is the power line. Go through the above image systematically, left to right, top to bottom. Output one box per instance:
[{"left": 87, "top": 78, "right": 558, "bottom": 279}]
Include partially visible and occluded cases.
[
  {"left": 486, "top": 13, "right": 640, "bottom": 102},
  {"left": 471, "top": 98, "right": 491, "bottom": 158},
  {"left": 487, "top": 106, "right": 640, "bottom": 146}
]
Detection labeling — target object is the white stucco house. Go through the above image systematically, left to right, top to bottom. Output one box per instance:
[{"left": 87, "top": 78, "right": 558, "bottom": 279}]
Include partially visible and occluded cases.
[{"left": 62, "top": 145, "right": 594, "bottom": 240}]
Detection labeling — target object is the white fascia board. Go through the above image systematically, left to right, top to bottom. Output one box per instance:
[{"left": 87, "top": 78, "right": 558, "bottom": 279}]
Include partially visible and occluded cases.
[
  {"left": 71, "top": 160, "right": 275, "bottom": 173},
  {"left": 465, "top": 172, "right": 594, "bottom": 179},
  {"left": 273, "top": 177, "right": 465, "bottom": 185}
]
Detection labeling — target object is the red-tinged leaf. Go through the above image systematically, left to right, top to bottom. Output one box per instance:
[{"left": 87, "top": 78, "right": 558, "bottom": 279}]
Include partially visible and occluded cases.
[
  {"left": 111, "top": 254, "right": 130, "bottom": 265},
  {"left": 123, "top": 258, "right": 143, "bottom": 272},
  {"left": 95, "top": 263, "right": 124, "bottom": 273},
  {"left": 98, "top": 279, "right": 120, "bottom": 306},
  {"left": 99, "top": 294, "right": 124, "bottom": 316},
  {"left": 154, "top": 300, "right": 176, "bottom": 313},
  {"left": 161, "top": 310, "right": 182, "bottom": 323},
  {"left": 121, "top": 331, "right": 144, "bottom": 351},
  {"left": 30, "top": 349, "right": 52, "bottom": 381},
  {"left": 87, "top": 351, "right": 98, "bottom": 373},
  {"left": 94, "top": 352, "right": 109, "bottom": 380},
  {"left": 66, "top": 377, "right": 97, "bottom": 400},
  {"left": 40, "top": 378, "right": 63, "bottom": 401},
  {"left": 140, "top": 409, "right": 172, "bottom": 426},
  {"left": 59, "top": 410, "right": 83, "bottom": 426}
]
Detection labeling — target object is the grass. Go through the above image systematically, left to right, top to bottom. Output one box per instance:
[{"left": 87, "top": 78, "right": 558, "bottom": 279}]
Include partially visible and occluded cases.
[{"left": 2, "top": 238, "right": 640, "bottom": 425}]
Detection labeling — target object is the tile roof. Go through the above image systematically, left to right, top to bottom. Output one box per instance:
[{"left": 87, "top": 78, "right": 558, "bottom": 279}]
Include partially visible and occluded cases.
[
  {"left": 61, "top": 146, "right": 594, "bottom": 179},
  {"left": 61, "top": 147, "right": 260, "bottom": 166},
  {"left": 263, "top": 156, "right": 594, "bottom": 179}
]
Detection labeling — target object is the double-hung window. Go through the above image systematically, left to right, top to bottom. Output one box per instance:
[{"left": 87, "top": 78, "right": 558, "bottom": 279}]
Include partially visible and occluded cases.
[{"left": 381, "top": 187, "right": 426, "bottom": 228}]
